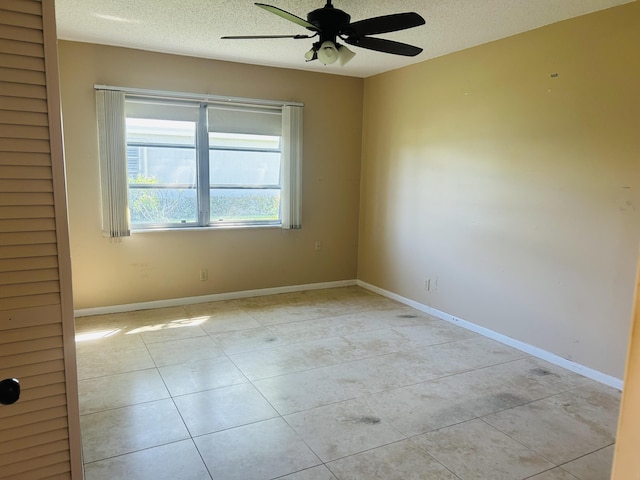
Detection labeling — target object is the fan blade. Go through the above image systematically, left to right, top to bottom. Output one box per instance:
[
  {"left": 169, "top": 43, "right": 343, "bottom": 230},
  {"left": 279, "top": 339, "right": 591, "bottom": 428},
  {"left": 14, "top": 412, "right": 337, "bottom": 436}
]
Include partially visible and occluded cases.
[
  {"left": 255, "top": 3, "right": 318, "bottom": 30},
  {"left": 346, "top": 12, "right": 425, "bottom": 37},
  {"left": 222, "top": 34, "right": 313, "bottom": 39},
  {"left": 344, "top": 36, "right": 423, "bottom": 57}
]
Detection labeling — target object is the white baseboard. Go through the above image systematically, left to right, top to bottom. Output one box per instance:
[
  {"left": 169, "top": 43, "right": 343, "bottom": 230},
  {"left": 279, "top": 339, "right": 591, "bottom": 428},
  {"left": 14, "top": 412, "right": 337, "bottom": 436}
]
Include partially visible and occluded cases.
[
  {"left": 74, "top": 279, "right": 357, "bottom": 317},
  {"left": 357, "top": 280, "right": 623, "bottom": 390}
]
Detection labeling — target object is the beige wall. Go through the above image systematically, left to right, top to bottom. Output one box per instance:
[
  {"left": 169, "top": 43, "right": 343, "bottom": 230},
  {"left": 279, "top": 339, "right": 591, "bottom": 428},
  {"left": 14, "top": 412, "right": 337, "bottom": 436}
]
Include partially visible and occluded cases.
[
  {"left": 358, "top": 2, "right": 640, "bottom": 379},
  {"left": 58, "top": 42, "right": 363, "bottom": 309}
]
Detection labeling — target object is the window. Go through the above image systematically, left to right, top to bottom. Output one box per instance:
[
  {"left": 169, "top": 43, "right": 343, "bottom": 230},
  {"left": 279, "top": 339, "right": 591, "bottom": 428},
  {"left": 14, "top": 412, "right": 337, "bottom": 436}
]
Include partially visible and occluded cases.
[
  {"left": 96, "top": 88, "right": 302, "bottom": 236},
  {"left": 126, "top": 116, "right": 198, "bottom": 225},
  {"left": 208, "top": 131, "right": 282, "bottom": 224}
]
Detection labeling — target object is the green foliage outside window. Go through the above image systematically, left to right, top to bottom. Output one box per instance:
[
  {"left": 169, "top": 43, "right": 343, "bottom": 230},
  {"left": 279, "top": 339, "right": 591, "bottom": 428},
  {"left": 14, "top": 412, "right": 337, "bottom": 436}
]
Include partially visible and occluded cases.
[
  {"left": 129, "top": 175, "right": 280, "bottom": 224},
  {"left": 129, "top": 176, "right": 196, "bottom": 224}
]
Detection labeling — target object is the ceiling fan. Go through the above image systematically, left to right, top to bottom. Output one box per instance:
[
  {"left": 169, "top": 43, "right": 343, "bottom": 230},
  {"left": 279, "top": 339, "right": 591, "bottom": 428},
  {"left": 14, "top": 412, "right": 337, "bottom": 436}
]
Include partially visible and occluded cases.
[{"left": 221, "top": 1, "right": 426, "bottom": 66}]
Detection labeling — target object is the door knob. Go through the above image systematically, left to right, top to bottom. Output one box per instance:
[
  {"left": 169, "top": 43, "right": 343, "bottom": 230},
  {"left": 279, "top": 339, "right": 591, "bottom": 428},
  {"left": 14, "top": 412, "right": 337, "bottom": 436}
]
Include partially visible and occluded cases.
[{"left": 0, "top": 378, "right": 20, "bottom": 405}]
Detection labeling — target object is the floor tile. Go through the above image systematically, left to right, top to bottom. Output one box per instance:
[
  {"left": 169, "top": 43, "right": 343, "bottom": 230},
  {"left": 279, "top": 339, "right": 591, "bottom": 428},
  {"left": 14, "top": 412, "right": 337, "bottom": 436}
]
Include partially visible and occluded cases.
[
  {"left": 340, "top": 291, "right": 405, "bottom": 311},
  {"left": 185, "top": 299, "right": 249, "bottom": 317},
  {"left": 188, "top": 302, "right": 263, "bottom": 334},
  {"left": 247, "top": 302, "right": 345, "bottom": 326},
  {"left": 127, "top": 306, "right": 191, "bottom": 325},
  {"left": 361, "top": 308, "right": 437, "bottom": 327},
  {"left": 75, "top": 312, "right": 130, "bottom": 334},
  {"left": 200, "top": 312, "right": 263, "bottom": 334},
  {"left": 267, "top": 313, "right": 390, "bottom": 343},
  {"left": 138, "top": 321, "right": 208, "bottom": 344},
  {"left": 391, "top": 321, "right": 476, "bottom": 348},
  {"left": 75, "top": 323, "right": 140, "bottom": 344},
  {"left": 75, "top": 325, "right": 146, "bottom": 347},
  {"left": 208, "top": 326, "right": 288, "bottom": 354},
  {"left": 341, "top": 328, "right": 419, "bottom": 356},
  {"left": 145, "top": 335, "right": 224, "bottom": 367},
  {"left": 229, "top": 336, "right": 361, "bottom": 380},
  {"left": 402, "top": 336, "right": 525, "bottom": 377},
  {"left": 76, "top": 342, "right": 155, "bottom": 380},
  {"left": 327, "top": 352, "right": 440, "bottom": 391},
  {"left": 254, "top": 353, "right": 438, "bottom": 415},
  {"left": 158, "top": 356, "right": 246, "bottom": 396},
  {"left": 479, "top": 357, "right": 591, "bottom": 402},
  {"left": 253, "top": 364, "right": 366, "bottom": 415},
  {"left": 362, "top": 367, "right": 523, "bottom": 436},
  {"left": 79, "top": 368, "right": 169, "bottom": 414},
  {"left": 174, "top": 383, "right": 278, "bottom": 436},
  {"left": 537, "top": 383, "right": 621, "bottom": 436},
  {"left": 80, "top": 398, "right": 190, "bottom": 463},
  {"left": 285, "top": 399, "right": 406, "bottom": 462},
  {"left": 483, "top": 401, "right": 615, "bottom": 464},
  {"left": 194, "top": 418, "right": 321, "bottom": 480},
  {"left": 412, "top": 419, "right": 554, "bottom": 480},
  {"left": 84, "top": 439, "right": 211, "bottom": 480},
  {"left": 327, "top": 439, "right": 458, "bottom": 480},
  {"left": 561, "top": 445, "right": 615, "bottom": 480},
  {"left": 278, "top": 465, "right": 338, "bottom": 480}
]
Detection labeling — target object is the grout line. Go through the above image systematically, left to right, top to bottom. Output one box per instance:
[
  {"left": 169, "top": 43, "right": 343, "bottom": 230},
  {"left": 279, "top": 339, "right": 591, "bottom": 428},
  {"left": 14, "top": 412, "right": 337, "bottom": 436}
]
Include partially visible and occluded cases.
[
  {"left": 79, "top": 394, "right": 173, "bottom": 417},
  {"left": 81, "top": 437, "right": 193, "bottom": 467},
  {"left": 555, "top": 442, "right": 617, "bottom": 468},
  {"left": 522, "top": 466, "right": 580, "bottom": 480}
]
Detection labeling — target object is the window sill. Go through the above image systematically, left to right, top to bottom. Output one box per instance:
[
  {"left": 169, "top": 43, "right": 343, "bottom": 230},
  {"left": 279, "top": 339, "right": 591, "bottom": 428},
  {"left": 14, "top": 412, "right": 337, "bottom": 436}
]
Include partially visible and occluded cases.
[{"left": 130, "top": 223, "right": 283, "bottom": 233}]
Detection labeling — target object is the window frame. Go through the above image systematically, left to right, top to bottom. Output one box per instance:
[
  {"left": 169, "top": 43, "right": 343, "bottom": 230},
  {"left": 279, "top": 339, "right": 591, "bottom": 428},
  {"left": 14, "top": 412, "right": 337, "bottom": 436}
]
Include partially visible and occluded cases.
[
  {"left": 96, "top": 86, "right": 303, "bottom": 237},
  {"left": 123, "top": 97, "right": 292, "bottom": 231},
  {"left": 207, "top": 135, "right": 283, "bottom": 226}
]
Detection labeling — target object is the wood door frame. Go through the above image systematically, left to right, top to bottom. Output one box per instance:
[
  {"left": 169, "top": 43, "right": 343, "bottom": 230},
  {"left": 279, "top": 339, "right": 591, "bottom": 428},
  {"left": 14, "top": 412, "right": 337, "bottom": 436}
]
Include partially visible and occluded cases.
[
  {"left": 42, "top": 0, "right": 83, "bottom": 476},
  {"left": 611, "top": 251, "right": 640, "bottom": 479}
]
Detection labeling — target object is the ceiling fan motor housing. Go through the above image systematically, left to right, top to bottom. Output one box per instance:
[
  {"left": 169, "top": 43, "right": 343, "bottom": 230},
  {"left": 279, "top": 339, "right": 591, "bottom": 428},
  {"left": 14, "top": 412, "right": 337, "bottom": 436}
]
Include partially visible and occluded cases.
[{"left": 307, "top": 5, "right": 350, "bottom": 43}]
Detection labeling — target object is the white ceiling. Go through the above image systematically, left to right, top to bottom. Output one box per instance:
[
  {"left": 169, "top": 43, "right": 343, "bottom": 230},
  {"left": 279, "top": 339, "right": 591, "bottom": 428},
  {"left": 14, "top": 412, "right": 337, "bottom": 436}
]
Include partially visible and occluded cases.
[{"left": 54, "top": 0, "right": 634, "bottom": 78}]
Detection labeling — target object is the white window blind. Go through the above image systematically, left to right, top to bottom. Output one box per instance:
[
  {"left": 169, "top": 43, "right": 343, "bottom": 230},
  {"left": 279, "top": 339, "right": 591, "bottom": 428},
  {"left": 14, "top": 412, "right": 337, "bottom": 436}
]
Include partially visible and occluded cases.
[
  {"left": 96, "top": 90, "right": 130, "bottom": 237},
  {"left": 209, "top": 105, "right": 282, "bottom": 136},
  {"left": 281, "top": 105, "right": 303, "bottom": 229}
]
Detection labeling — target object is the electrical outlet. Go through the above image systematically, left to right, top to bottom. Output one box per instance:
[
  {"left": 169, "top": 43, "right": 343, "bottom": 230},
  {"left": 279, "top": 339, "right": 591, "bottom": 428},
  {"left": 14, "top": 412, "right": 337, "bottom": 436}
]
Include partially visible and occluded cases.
[
  {"left": 314, "top": 240, "right": 322, "bottom": 251},
  {"left": 200, "top": 268, "right": 208, "bottom": 281}
]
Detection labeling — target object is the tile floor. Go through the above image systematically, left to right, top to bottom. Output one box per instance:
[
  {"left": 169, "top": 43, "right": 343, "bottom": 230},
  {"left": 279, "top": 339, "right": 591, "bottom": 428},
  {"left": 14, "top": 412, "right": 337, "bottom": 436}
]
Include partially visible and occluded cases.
[{"left": 75, "top": 286, "right": 621, "bottom": 480}]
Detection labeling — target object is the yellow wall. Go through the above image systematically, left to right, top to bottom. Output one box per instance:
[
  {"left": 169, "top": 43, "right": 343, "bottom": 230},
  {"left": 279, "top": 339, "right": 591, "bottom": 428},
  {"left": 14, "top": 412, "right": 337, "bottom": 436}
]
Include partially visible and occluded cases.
[
  {"left": 358, "top": 2, "right": 640, "bottom": 379},
  {"left": 58, "top": 42, "right": 363, "bottom": 309}
]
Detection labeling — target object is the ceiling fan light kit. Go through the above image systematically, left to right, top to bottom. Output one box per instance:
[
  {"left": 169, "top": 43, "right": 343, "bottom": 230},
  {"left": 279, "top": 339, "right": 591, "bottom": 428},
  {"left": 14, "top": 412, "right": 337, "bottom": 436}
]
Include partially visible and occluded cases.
[
  {"left": 222, "top": 0, "right": 426, "bottom": 67},
  {"left": 317, "top": 40, "right": 338, "bottom": 64},
  {"left": 304, "top": 41, "right": 355, "bottom": 66},
  {"left": 337, "top": 44, "right": 356, "bottom": 66}
]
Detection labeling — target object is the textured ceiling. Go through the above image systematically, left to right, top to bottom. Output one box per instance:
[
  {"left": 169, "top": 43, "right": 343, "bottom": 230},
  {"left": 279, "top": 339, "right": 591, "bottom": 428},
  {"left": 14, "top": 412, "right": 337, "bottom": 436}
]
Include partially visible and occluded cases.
[{"left": 54, "top": 0, "right": 634, "bottom": 78}]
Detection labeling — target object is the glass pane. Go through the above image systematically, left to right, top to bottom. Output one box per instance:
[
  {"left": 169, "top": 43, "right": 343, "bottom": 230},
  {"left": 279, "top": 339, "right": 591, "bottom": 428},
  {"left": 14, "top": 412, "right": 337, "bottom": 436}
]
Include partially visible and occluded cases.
[
  {"left": 126, "top": 118, "right": 196, "bottom": 146},
  {"left": 209, "top": 132, "right": 280, "bottom": 150},
  {"left": 128, "top": 146, "right": 196, "bottom": 184},
  {"left": 210, "top": 150, "right": 280, "bottom": 186},
  {"left": 129, "top": 188, "right": 198, "bottom": 225},
  {"left": 210, "top": 189, "right": 280, "bottom": 223}
]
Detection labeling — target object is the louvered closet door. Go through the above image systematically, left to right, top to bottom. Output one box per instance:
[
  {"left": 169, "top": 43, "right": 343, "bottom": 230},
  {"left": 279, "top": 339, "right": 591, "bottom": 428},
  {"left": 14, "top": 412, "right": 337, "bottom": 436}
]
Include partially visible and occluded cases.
[{"left": 0, "top": 1, "right": 82, "bottom": 479}]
